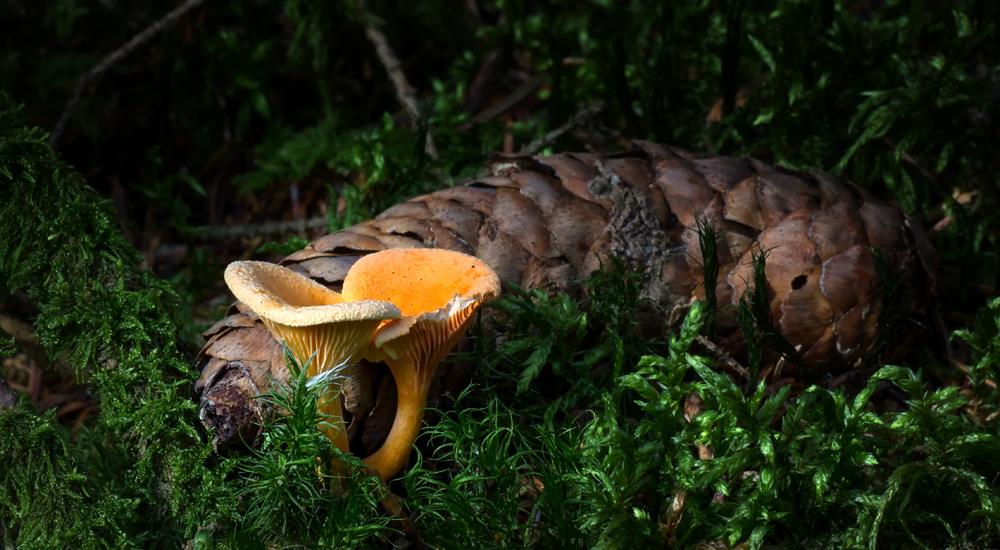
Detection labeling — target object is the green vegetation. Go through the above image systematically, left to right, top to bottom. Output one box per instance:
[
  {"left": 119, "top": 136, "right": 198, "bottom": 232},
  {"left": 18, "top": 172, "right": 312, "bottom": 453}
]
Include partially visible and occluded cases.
[
  {"left": 3, "top": 0, "right": 1000, "bottom": 548},
  {"left": 0, "top": 93, "right": 234, "bottom": 548},
  {"left": 234, "top": 354, "right": 391, "bottom": 548}
]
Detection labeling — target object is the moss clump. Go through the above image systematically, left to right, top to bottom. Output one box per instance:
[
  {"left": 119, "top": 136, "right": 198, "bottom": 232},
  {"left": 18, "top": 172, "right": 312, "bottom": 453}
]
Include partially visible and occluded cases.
[{"left": 0, "top": 92, "right": 234, "bottom": 548}]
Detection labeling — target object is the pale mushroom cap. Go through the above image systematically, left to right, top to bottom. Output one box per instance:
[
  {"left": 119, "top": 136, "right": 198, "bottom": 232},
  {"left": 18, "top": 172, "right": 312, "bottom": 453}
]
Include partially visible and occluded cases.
[
  {"left": 340, "top": 249, "right": 501, "bottom": 317},
  {"left": 224, "top": 261, "right": 400, "bottom": 327}
]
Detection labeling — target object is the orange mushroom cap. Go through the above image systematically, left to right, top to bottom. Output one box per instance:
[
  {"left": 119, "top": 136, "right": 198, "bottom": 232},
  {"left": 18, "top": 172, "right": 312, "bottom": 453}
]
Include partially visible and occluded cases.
[
  {"left": 342, "top": 248, "right": 499, "bottom": 316},
  {"left": 341, "top": 249, "right": 500, "bottom": 479},
  {"left": 224, "top": 261, "right": 400, "bottom": 452}
]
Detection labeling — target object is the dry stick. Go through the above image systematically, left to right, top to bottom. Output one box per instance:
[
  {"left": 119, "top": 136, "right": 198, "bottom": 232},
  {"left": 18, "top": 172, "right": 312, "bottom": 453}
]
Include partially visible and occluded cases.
[
  {"left": 49, "top": 0, "right": 209, "bottom": 146},
  {"left": 358, "top": 0, "right": 439, "bottom": 161},
  {"left": 460, "top": 71, "right": 549, "bottom": 130},
  {"left": 194, "top": 101, "right": 607, "bottom": 241},
  {"left": 518, "top": 101, "right": 606, "bottom": 155},
  {"left": 881, "top": 137, "right": 949, "bottom": 201},
  {"left": 197, "top": 216, "right": 329, "bottom": 240},
  {"left": 0, "top": 312, "right": 35, "bottom": 343},
  {"left": 0, "top": 313, "right": 72, "bottom": 372},
  {"left": 695, "top": 334, "right": 750, "bottom": 379},
  {"left": 946, "top": 355, "right": 997, "bottom": 389},
  {"left": 0, "top": 377, "right": 17, "bottom": 411}
]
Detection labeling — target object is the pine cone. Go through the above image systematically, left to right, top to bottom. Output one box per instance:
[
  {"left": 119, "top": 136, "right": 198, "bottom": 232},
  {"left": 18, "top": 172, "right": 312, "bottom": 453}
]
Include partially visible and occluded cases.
[{"left": 195, "top": 141, "right": 936, "bottom": 450}]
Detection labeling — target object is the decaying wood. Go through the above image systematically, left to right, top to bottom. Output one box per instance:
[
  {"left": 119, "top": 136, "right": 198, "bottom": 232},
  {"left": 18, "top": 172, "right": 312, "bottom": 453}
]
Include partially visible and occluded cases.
[{"left": 195, "top": 142, "right": 937, "bottom": 450}]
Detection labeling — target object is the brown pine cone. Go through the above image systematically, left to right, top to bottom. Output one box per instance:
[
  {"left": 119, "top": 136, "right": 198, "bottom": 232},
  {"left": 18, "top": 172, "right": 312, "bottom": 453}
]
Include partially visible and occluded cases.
[{"left": 195, "top": 141, "right": 936, "bottom": 450}]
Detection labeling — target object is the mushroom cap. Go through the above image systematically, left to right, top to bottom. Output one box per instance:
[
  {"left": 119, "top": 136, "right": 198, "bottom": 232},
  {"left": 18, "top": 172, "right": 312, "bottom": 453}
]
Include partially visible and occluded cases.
[
  {"left": 341, "top": 248, "right": 500, "bottom": 354},
  {"left": 341, "top": 249, "right": 500, "bottom": 318},
  {"left": 224, "top": 261, "right": 400, "bottom": 327}
]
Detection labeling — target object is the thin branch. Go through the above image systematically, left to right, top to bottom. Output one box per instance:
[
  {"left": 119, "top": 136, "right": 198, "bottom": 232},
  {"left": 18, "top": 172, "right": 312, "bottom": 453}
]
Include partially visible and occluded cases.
[
  {"left": 49, "top": 0, "right": 209, "bottom": 146},
  {"left": 358, "top": 0, "right": 439, "bottom": 160},
  {"left": 461, "top": 72, "right": 549, "bottom": 130},
  {"left": 518, "top": 101, "right": 605, "bottom": 155},
  {"left": 881, "top": 137, "right": 949, "bottom": 200},
  {"left": 197, "top": 217, "right": 329, "bottom": 241},
  {"left": 0, "top": 312, "right": 71, "bottom": 372},
  {"left": 695, "top": 334, "right": 750, "bottom": 379},
  {"left": 946, "top": 355, "right": 997, "bottom": 389},
  {"left": 0, "top": 377, "right": 17, "bottom": 411}
]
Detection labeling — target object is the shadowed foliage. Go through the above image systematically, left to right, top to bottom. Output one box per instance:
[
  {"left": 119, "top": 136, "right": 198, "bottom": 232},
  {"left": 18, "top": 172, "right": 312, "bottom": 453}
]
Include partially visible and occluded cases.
[{"left": 2, "top": 0, "right": 1000, "bottom": 547}]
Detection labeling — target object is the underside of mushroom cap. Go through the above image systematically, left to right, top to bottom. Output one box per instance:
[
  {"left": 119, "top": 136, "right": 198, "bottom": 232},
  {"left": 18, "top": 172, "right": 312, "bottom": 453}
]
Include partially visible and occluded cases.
[
  {"left": 341, "top": 248, "right": 500, "bottom": 392},
  {"left": 225, "top": 261, "right": 400, "bottom": 327},
  {"left": 373, "top": 294, "right": 482, "bottom": 350},
  {"left": 375, "top": 299, "right": 484, "bottom": 392}
]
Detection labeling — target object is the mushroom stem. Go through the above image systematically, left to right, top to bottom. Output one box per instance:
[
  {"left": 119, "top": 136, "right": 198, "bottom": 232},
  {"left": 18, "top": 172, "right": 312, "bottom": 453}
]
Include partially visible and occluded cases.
[
  {"left": 362, "top": 304, "right": 478, "bottom": 479},
  {"left": 265, "top": 317, "right": 383, "bottom": 454},
  {"left": 363, "top": 360, "right": 430, "bottom": 480},
  {"left": 317, "top": 386, "right": 350, "bottom": 455}
]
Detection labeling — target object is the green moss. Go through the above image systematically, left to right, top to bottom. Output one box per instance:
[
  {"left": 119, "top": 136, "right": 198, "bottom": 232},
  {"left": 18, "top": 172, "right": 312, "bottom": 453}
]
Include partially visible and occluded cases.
[{"left": 0, "top": 93, "right": 235, "bottom": 548}]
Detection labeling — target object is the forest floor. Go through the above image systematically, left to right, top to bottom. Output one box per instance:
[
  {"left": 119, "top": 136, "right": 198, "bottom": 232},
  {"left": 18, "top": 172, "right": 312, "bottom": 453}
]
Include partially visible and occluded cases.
[{"left": 2, "top": 1, "right": 1000, "bottom": 548}]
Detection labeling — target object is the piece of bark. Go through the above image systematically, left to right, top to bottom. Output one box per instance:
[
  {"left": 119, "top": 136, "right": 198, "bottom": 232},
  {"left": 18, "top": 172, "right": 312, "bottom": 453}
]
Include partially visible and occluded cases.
[{"left": 194, "top": 142, "right": 938, "bottom": 450}]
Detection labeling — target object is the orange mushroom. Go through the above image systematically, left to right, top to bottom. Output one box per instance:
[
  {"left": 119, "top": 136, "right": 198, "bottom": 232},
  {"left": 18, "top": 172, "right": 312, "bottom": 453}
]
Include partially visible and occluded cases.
[
  {"left": 341, "top": 248, "right": 501, "bottom": 480},
  {"left": 224, "top": 261, "right": 400, "bottom": 453}
]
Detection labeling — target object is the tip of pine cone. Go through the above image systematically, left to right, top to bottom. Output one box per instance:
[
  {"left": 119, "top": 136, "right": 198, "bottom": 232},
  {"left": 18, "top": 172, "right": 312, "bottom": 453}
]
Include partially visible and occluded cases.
[{"left": 198, "top": 362, "right": 263, "bottom": 450}]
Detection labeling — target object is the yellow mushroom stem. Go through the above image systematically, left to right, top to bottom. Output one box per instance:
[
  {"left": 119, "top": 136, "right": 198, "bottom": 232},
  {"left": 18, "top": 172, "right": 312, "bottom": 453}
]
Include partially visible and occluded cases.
[
  {"left": 363, "top": 300, "right": 482, "bottom": 480},
  {"left": 260, "top": 317, "right": 385, "bottom": 453}
]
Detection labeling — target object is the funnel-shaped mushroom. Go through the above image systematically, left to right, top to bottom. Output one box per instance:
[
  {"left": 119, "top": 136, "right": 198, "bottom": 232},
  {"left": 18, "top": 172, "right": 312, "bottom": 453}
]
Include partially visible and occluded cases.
[
  {"left": 341, "top": 249, "right": 501, "bottom": 479},
  {"left": 224, "top": 261, "right": 400, "bottom": 453}
]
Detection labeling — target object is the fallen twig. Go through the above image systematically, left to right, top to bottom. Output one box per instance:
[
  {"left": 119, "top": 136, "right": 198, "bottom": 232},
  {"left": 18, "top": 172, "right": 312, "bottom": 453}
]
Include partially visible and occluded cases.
[
  {"left": 49, "top": 0, "right": 209, "bottom": 146},
  {"left": 358, "top": 0, "right": 439, "bottom": 160},
  {"left": 460, "top": 71, "right": 549, "bottom": 130},
  {"left": 519, "top": 101, "right": 605, "bottom": 155},
  {"left": 881, "top": 137, "right": 949, "bottom": 200},
  {"left": 196, "top": 216, "right": 328, "bottom": 241},
  {"left": 0, "top": 312, "right": 35, "bottom": 344},
  {"left": 1, "top": 312, "right": 72, "bottom": 373},
  {"left": 695, "top": 334, "right": 750, "bottom": 379},
  {"left": 946, "top": 355, "right": 997, "bottom": 389},
  {"left": 0, "top": 377, "right": 17, "bottom": 410}
]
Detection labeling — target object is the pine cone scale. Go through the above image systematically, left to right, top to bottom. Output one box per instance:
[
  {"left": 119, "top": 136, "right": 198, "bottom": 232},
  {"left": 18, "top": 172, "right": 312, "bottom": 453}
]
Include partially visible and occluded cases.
[
  {"left": 534, "top": 154, "right": 610, "bottom": 208},
  {"left": 655, "top": 158, "right": 717, "bottom": 228},
  {"left": 722, "top": 176, "right": 767, "bottom": 231},
  {"left": 491, "top": 187, "right": 555, "bottom": 260},
  {"left": 423, "top": 197, "right": 485, "bottom": 247},
  {"left": 820, "top": 245, "right": 878, "bottom": 314}
]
